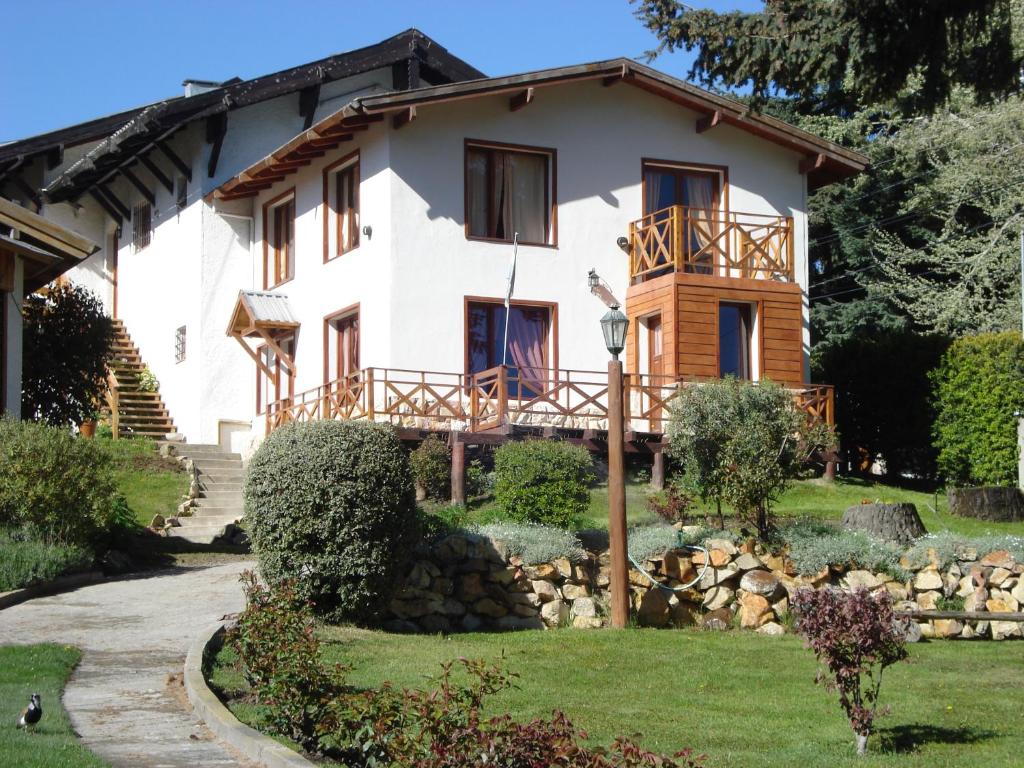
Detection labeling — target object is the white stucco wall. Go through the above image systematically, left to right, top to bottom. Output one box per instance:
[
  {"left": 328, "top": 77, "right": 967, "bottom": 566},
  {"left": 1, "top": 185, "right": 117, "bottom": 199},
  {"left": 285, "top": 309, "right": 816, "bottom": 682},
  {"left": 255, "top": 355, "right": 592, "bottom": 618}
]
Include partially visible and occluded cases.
[{"left": 386, "top": 79, "right": 809, "bottom": 375}]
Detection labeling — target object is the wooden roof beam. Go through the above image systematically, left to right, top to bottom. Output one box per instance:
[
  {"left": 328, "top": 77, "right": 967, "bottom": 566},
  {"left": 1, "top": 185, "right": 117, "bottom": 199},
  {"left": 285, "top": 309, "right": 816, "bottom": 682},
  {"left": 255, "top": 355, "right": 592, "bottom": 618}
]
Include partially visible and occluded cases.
[
  {"left": 603, "top": 62, "right": 631, "bottom": 87},
  {"left": 298, "top": 83, "right": 321, "bottom": 131},
  {"left": 509, "top": 87, "right": 534, "bottom": 112},
  {"left": 392, "top": 106, "right": 417, "bottom": 130},
  {"left": 696, "top": 110, "right": 723, "bottom": 134},
  {"left": 206, "top": 113, "right": 228, "bottom": 178},
  {"left": 316, "top": 122, "right": 370, "bottom": 138},
  {"left": 156, "top": 140, "right": 192, "bottom": 182},
  {"left": 137, "top": 153, "right": 174, "bottom": 193},
  {"left": 799, "top": 153, "right": 827, "bottom": 175},
  {"left": 120, "top": 167, "right": 155, "bottom": 206},
  {"left": 11, "top": 175, "right": 42, "bottom": 211},
  {"left": 97, "top": 183, "right": 131, "bottom": 221},
  {"left": 87, "top": 189, "right": 122, "bottom": 228}
]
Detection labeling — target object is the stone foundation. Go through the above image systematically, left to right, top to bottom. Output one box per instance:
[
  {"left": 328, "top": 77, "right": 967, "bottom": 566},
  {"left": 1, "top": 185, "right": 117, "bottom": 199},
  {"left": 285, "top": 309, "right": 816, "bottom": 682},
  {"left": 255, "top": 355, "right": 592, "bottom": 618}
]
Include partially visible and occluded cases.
[{"left": 385, "top": 532, "right": 1023, "bottom": 640}]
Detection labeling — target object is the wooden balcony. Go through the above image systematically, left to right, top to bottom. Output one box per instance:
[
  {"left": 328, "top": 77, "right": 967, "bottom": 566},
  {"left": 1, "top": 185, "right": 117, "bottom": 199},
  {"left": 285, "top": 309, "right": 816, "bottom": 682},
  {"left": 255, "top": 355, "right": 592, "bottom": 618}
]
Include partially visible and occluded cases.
[
  {"left": 628, "top": 205, "right": 794, "bottom": 283},
  {"left": 266, "top": 366, "right": 833, "bottom": 436}
]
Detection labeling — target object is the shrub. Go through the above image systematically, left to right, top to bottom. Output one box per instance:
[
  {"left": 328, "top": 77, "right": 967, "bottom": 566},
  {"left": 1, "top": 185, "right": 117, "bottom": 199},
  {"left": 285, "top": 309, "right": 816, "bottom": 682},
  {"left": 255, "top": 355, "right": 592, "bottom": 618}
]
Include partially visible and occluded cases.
[
  {"left": 21, "top": 283, "right": 114, "bottom": 426},
  {"left": 931, "top": 332, "right": 1024, "bottom": 486},
  {"left": 667, "top": 378, "right": 834, "bottom": 539},
  {"left": 0, "top": 417, "right": 121, "bottom": 546},
  {"left": 244, "top": 420, "right": 419, "bottom": 624},
  {"left": 409, "top": 435, "right": 450, "bottom": 500},
  {"left": 492, "top": 440, "right": 595, "bottom": 527},
  {"left": 465, "top": 458, "right": 494, "bottom": 498},
  {"left": 646, "top": 483, "right": 693, "bottom": 524},
  {"left": 420, "top": 504, "right": 470, "bottom": 541},
  {"left": 474, "top": 521, "right": 586, "bottom": 564},
  {"left": 781, "top": 521, "right": 908, "bottom": 581},
  {"left": 627, "top": 524, "right": 681, "bottom": 563},
  {"left": 0, "top": 531, "right": 92, "bottom": 591},
  {"left": 903, "top": 532, "right": 1024, "bottom": 571},
  {"left": 228, "top": 572, "right": 347, "bottom": 749},
  {"left": 792, "top": 588, "right": 909, "bottom": 756},
  {"left": 322, "top": 657, "right": 705, "bottom": 768}
]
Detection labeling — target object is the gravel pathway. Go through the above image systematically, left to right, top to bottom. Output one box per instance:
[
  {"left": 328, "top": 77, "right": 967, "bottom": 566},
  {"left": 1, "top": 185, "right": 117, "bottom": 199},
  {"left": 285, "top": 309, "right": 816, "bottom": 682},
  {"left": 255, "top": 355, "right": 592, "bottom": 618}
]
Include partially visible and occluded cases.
[{"left": 0, "top": 561, "right": 254, "bottom": 767}]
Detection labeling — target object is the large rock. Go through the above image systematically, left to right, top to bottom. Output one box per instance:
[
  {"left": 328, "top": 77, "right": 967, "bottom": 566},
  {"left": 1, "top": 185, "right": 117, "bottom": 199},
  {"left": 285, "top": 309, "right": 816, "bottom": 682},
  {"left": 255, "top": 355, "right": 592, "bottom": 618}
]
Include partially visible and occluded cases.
[
  {"left": 948, "top": 487, "right": 1024, "bottom": 522},
  {"left": 841, "top": 503, "right": 926, "bottom": 544},
  {"left": 980, "top": 550, "right": 1016, "bottom": 570},
  {"left": 734, "top": 553, "right": 764, "bottom": 571},
  {"left": 698, "top": 563, "right": 740, "bottom": 590},
  {"left": 740, "top": 570, "right": 780, "bottom": 596},
  {"left": 842, "top": 570, "right": 884, "bottom": 591},
  {"left": 914, "top": 570, "right": 943, "bottom": 592},
  {"left": 531, "top": 579, "right": 559, "bottom": 602},
  {"left": 561, "top": 582, "right": 592, "bottom": 600},
  {"left": 702, "top": 585, "right": 735, "bottom": 611},
  {"left": 637, "top": 588, "right": 671, "bottom": 627},
  {"left": 738, "top": 593, "right": 772, "bottom": 628},
  {"left": 571, "top": 597, "right": 599, "bottom": 618},
  {"left": 474, "top": 598, "right": 508, "bottom": 618},
  {"left": 540, "top": 599, "right": 569, "bottom": 627},
  {"left": 702, "top": 608, "right": 733, "bottom": 631},
  {"left": 572, "top": 615, "right": 604, "bottom": 629},
  {"left": 932, "top": 619, "right": 963, "bottom": 639},
  {"left": 756, "top": 622, "right": 785, "bottom": 637}
]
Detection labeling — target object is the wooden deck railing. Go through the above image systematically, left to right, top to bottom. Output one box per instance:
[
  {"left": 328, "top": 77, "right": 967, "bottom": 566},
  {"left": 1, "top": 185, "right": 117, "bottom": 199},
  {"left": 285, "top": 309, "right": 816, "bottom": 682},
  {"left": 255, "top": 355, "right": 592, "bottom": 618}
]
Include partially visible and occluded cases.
[
  {"left": 628, "top": 205, "right": 794, "bottom": 283},
  {"left": 266, "top": 366, "right": 834, "bottom": 435}
]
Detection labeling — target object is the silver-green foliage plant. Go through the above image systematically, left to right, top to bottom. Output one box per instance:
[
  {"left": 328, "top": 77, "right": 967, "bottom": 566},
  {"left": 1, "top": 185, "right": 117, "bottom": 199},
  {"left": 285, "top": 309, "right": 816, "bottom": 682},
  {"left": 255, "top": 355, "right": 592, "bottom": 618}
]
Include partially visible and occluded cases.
[
  {"left": 667, "top": 378, "right": 835, "bottom": 539},
  {"left": 244, "top": 420, "right": 419, "bottom": 624},
  {"left": 782, "top": 521, "right": 908, "bottom": 581},
  {"left": 474, "top": 522, "right": 585, "bottom": 564},
  {"left": 627, "top": 524, "right": 681, "bottom": 563},
  {"left": 903, "top": 532, "right": 1024, "bottom": 571}
]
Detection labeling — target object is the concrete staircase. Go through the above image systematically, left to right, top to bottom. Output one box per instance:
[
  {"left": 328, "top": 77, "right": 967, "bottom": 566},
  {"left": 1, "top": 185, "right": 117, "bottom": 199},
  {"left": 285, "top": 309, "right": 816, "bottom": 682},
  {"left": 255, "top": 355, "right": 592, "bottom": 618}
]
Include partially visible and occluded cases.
[
  {"left": 106, "top": 319, "right": 177, "bottom": 439},
  {"left": 164, "top": 443, "right": 246, "bottom": 545}
]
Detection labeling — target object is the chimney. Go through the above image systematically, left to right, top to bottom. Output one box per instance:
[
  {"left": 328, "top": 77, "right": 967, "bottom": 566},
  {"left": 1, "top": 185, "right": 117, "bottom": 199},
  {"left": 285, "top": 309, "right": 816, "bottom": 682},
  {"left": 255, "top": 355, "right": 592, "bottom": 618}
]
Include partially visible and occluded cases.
[{"left": 182, "top": 79, "right": 222, "bottom": 98}]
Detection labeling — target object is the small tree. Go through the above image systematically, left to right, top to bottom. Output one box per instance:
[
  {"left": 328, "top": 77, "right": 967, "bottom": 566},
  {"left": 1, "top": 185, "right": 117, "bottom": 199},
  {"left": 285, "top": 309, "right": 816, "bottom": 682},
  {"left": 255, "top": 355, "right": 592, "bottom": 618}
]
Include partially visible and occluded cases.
[
  {"left": 21, "top": 283, "right": 114, "bottom": 426},
  {"left": 666, "top": 378, "right": 833, "bottom": 538},
  {"left": 409, "top": 434, "right": 451, "bottom": 500},
  {"left": 791, "top": 587, "right": 909, "bottom": 756}
]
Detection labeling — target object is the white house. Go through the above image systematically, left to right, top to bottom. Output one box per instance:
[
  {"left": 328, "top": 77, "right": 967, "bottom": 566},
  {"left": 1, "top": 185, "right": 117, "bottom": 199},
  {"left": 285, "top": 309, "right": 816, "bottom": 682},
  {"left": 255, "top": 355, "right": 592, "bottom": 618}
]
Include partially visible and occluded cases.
[{"left": 2, "top": 30, "right": 866, "bottom": 455}]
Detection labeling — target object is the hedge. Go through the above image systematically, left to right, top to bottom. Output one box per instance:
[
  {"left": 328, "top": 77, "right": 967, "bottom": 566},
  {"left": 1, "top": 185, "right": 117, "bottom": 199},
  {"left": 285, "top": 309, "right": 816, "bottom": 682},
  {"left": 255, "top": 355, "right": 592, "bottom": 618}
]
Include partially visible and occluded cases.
[
  {"left": 930, "top": 332, "right": 1024, "bottom": 486},
  {"left": 244, "top": 420, "right": 419, "bottom": 624},
  {"left": 492, "top": 440, "right": 595, "bottom": 528}
]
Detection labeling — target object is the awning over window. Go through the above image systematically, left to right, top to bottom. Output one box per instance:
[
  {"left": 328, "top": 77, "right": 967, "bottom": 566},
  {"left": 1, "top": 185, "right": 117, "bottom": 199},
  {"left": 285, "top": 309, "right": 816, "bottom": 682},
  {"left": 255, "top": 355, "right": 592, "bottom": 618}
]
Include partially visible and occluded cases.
[{"left": 226, "top": 290, "right": 299, "bottom": 382}]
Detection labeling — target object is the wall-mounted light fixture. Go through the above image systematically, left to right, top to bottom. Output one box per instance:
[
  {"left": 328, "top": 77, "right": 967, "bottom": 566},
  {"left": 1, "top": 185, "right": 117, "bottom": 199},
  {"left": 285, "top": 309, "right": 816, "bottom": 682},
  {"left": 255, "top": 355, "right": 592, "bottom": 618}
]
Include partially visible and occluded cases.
[
  {"left": 362, "top": 225, "right": 372, "bottom": 240},
  {"left": 616, "top": 236, "right": 629, "bottom": 251}
]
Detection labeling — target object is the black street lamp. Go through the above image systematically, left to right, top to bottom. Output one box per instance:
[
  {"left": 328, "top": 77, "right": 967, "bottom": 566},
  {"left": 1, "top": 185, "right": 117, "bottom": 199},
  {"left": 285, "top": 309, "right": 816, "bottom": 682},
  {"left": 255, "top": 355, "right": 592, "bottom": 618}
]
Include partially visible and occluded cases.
[{"left": 600, "top": 305, "right": 629, "bottom": 360}]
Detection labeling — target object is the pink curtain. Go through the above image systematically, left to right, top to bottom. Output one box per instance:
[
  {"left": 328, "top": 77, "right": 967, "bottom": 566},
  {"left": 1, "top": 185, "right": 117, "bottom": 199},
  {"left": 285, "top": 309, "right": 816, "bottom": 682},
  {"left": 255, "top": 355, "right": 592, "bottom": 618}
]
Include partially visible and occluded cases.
[{"left": 506, "top": 308, "right": 548, "bottom": 396}]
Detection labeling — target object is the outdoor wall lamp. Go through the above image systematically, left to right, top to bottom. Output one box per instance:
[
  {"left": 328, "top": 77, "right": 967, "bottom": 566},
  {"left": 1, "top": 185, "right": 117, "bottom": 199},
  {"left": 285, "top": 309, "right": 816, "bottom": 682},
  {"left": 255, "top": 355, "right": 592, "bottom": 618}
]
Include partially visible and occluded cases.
[
  {"left": 362, "top": 224, "right": 372, "bottom": 239},
  {"left": 616, "top": 236, "right": 629, "bottom": 251},
  {"left": 600, "top": 305, "right": 629, "bottom": 360}
]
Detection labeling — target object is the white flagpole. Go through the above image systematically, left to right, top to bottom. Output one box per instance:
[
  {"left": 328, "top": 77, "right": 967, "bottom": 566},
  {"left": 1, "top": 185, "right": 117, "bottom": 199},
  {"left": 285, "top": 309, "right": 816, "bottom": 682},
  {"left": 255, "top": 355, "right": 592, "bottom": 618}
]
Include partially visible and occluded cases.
[{"left": 502, "top": 232, "right": 519, "bottom": 366}]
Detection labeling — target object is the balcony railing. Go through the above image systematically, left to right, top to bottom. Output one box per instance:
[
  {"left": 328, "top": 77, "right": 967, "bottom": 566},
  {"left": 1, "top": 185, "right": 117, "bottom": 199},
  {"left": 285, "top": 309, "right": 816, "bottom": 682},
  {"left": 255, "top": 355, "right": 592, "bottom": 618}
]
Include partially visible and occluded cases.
[
  {"left": 628, "top": 205, "right": 794, "bottom": 283},
  {"left": 266, "top": 366, "right": 833, "bottom": 435}
]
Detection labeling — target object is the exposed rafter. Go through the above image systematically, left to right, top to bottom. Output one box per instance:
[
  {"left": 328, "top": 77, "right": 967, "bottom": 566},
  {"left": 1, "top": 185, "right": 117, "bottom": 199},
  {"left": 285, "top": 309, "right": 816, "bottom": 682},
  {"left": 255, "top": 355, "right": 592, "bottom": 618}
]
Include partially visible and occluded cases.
[
  {"left": 299, "top": 82, "right": 321, "bottom": 130},
  {"left": 510, "top": 88, "right": 535, "bottom": 112},
  {"left": 392, "top": 106, "right": 417, "bottom": 130},
  {"left": 696, "top": 110, "right": 722, "bottom": 134},
  {"left": 206, "top": 113, "right": 228, "bottom": 178},
  {"left": 157, "top": 140, "right": 192, "bottom": 182},
  {"left": 138, "top": 153, "right": 174, "bottom": 193},
  {"left": 799, "top": 153, "right": 826, "bottom": 174},
  {"left": 120, "top": 167, "right": 155, "bottom": 206},
  {"left": 98, "top": 183, "right": 131, "bottom": 221},
  {"left": 88, "top": 188, "right": 123, "bottom": 228}
]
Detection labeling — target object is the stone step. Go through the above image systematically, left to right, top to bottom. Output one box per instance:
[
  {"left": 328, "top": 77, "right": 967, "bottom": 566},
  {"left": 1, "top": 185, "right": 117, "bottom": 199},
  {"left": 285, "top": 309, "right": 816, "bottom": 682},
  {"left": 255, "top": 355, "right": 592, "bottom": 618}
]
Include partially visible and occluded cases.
[
  {"left": 190, "top": 458, "right": 243, "bottom": 471},
  {"left": 192, "top": 502, "right": 245, "bottom": 514},
  {"left": 177, "top": 512, "right": 241, "bottom": 526},
  {"left": 165, "top": 525, "right": 232, "bottom": 545}
]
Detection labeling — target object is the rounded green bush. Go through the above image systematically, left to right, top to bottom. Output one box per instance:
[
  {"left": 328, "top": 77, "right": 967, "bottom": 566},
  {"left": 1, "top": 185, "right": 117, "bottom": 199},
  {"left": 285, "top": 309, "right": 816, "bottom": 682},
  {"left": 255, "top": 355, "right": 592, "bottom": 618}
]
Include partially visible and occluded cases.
[
  {"left": 0, "top": 417, "right": 120, "bottom": 547},
  {"left": 244, "top": 420, "right": 418, "bottom": 624},
  {"left": 409, "top": 434, "right": 450, "bottom": 500},
  {"left": 492, "top": 440, "right": 595, "bottom": 528}
]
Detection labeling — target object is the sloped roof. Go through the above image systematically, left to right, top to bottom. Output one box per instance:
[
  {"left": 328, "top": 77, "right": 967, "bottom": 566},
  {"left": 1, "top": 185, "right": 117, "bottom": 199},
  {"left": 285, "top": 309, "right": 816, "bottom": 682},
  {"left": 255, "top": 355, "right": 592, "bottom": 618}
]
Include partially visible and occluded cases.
[
  {"left": 7, "top": 30, "right": 483, "bottom": 203},
  {"left": 214, "top": 58, "right": 869, "bottom": 201},
  {"left": 0, "top": 197, "right": 99, "bottom": 292},
  {"left": 227, "top": 290, "right": 300, "bottom": 337}
]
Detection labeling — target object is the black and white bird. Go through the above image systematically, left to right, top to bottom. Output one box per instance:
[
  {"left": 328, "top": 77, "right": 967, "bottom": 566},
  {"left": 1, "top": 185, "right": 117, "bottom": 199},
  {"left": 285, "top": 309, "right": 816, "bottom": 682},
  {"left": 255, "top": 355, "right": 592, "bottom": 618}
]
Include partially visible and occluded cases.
[{"left": 16, "top": 694, "right": 42, "bottom": 729}]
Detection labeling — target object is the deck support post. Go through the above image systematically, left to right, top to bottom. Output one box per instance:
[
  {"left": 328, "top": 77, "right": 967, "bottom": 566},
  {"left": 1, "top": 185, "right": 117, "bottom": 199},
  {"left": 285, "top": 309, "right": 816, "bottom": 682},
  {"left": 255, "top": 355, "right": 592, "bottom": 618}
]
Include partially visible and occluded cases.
[
  {"left": 607, "top": 359, "right": 630, "bottom": 629},
  {"left": 451, "top": 434, "right": 466, "bottom": 506},
  {"left": 651, "top": 450, "right": 665, "bottom": 490},
  {"left": 823, "top": 460, "right": 836, "bottom": 482}
]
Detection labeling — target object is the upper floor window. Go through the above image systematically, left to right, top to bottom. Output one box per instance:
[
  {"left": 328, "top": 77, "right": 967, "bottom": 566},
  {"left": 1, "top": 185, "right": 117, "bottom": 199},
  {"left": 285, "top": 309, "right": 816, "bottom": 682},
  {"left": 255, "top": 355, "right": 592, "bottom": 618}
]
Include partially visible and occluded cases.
[
  {"left": 465, "top": 141, "right": 555, "bottom": 246},
  {"left": 323, "top": 152, "right": 359, "bottom": 261},
  {"left": 264, "top": 192, "right": 295, "bottom": 288},
  {"left": 132, "top": 202, "right": 152, "bottom": 253}
]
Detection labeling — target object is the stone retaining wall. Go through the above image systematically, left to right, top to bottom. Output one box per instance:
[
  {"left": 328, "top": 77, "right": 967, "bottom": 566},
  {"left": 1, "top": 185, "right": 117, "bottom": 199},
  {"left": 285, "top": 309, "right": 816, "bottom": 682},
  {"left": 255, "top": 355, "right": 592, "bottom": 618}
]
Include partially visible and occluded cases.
[{"left": 385, "top": 532, "right": 1023, "bottom": 640}]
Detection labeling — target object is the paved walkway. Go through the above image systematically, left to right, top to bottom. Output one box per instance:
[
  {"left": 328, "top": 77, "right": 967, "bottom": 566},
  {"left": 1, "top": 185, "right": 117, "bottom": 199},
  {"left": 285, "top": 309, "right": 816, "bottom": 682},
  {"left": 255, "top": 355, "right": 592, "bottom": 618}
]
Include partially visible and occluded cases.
[{"left": 0, "top": 561, "right": 254, "bottom": 767}]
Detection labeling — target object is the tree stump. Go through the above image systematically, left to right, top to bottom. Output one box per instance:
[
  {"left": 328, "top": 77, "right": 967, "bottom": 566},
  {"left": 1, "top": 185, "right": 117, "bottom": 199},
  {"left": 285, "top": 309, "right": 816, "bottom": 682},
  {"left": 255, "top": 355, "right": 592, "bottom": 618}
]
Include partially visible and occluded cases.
[
  {"left": 948, "top": 487, "right": 1024, "bottom": 522},
  {"left": 841, "top": 503, "right": 926, "bottom": 545}
]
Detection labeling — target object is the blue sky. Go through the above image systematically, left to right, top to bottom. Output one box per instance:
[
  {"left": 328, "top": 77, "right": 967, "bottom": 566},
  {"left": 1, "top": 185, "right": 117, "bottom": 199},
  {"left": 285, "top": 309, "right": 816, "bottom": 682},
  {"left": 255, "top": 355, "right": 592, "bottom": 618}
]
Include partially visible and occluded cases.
[{"left": 0, "top": 1, "right": 760, "bottom": 143}]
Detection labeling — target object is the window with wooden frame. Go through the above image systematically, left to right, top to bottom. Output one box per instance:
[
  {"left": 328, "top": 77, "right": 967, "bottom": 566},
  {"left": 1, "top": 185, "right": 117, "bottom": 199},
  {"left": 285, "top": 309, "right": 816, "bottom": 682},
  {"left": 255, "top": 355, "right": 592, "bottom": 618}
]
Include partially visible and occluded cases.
[
  {"left": 465, "top": 141, "right": 555, "bottom": 246},
  {"left": 323, "top": 152, "right": 359, "bottom": 261},
  {"left": 642, "top": 160, "right": 726, "bottom": 275},
  {"left": 263, "top": 191, "right": 295, "bottom": 288},
  {"left": 132, "top": 202, "right": 152, "bottom": 253},
  {"left": 466, "top": 298, "right": 554, "bottom": 398},
  {"left": 718, "top": 302, "right": 754, "bottom": 380},
  {"left": 323, "top": 307, "right": 359, "bottom": 383},
  {"left": 175, "top": 326, "right": 186, "bottom": 363},
  {"left": 255, "top": 337, "right": 295, "bottom": 415}
]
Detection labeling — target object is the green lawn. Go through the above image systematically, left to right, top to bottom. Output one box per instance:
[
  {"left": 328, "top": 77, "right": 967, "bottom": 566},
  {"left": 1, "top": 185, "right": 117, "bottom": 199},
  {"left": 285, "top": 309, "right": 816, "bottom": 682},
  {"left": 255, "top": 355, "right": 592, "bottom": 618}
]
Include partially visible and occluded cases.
[
  {"left": 102, "top": 438, "right": 189, "bottom": 527},
  {"left": 310, "top": 627, "right": 1024, "bottom": 768},
  {"left": 0, "top": 645, "right": 108, "bottom": 768}
]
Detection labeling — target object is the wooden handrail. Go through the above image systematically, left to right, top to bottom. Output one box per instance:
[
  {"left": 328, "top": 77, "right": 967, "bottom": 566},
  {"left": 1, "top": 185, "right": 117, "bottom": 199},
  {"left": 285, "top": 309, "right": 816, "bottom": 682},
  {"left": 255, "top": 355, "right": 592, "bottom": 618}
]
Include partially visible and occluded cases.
[
  {"left": 629, "top": 204, "right": 794, "bottom": 283},
  {"left": 105, "top": 371, "right": 120, "bottom": 440}
]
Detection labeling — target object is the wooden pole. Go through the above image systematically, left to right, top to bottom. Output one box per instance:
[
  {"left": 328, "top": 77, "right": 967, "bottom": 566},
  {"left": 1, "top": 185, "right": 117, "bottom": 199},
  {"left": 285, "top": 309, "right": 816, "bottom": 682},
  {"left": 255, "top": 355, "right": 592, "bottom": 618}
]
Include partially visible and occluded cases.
[
  {"left": 607, "top": 359, "right": 629, "bottom": 628},
  {"left": 451, "top": 434, "right": 466, "bottom": 506},
  {"left": 651, "top": 451, "right": 665, "bottom": 490}
]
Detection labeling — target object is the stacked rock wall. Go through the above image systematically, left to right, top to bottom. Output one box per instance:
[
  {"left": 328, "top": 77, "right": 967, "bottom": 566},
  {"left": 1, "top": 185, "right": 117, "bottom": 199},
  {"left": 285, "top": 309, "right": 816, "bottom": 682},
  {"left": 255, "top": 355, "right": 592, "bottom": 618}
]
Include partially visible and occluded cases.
[{"left": 384, "top": 533, "right": 1023, "bottom": 640}]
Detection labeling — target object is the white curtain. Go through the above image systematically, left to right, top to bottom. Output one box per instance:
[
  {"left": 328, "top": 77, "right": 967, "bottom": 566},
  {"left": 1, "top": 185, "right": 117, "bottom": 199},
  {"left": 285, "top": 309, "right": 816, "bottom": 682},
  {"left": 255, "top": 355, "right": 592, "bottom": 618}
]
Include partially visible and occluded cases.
[
  {"left": 467, "top": 149, "right": 489, "bottom": 237},
  {"left": 510, "top": 153, "right": 546, "bottom": 243},
  {"left": 685, "top": 175, "right": 715, "bottom": 272}
]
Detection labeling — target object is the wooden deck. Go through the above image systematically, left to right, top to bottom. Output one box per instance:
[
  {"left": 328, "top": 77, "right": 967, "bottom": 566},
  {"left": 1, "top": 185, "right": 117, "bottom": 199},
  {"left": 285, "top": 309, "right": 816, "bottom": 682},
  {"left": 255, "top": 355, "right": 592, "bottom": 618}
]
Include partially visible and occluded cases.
[{"left": 266, "top": 365, "right": 834, "bottom": 443}]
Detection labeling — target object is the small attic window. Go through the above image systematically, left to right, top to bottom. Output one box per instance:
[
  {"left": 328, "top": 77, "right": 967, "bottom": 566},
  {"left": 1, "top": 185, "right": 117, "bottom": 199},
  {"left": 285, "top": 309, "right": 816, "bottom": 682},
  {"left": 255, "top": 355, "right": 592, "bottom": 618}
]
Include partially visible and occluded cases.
[{"left": 132, "top": 202, "right": 152, "bottom": 252}]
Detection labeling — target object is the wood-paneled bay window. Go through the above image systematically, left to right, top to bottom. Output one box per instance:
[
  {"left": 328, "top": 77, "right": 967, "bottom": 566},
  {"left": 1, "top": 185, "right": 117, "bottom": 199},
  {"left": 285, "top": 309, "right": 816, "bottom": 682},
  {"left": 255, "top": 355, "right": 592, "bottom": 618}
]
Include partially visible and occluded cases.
[
  {"left": 465, "top": 141, "right": 555, "bottom": 246},
  {"left": 323, "top": 152, "right": 359, "bottom": 261},
  {"left": 263, "top": 191, "right": 295, "bottom": 288},
  {"left": 466, "top": 298, "right": 555, "bottom": 398}
]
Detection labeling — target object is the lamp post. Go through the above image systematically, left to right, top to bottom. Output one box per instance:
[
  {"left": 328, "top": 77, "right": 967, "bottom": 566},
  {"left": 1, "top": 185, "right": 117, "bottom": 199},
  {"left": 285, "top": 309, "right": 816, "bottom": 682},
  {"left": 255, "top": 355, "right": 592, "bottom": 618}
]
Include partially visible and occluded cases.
[{"left": 600, "top": 302, "right": 630, "bottom": 629}]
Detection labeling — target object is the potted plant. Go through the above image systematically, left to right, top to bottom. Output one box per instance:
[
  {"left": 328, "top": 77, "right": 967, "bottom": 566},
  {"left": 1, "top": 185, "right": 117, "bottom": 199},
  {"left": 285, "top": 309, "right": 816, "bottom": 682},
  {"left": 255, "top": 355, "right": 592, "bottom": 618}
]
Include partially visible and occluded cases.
[{"left": 79, "top": 408, "right": 100, "bottom": 438}]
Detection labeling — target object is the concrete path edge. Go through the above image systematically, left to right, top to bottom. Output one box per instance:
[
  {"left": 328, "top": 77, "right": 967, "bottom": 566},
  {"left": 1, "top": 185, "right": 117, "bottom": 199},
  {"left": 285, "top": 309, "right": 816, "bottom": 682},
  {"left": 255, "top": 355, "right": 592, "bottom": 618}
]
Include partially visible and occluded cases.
[
  {"left": 0, "top": 570, "right": 105, "bottom": 611},
  {"left": 184, "top": 621, "right": 314, "bottom": 768}
]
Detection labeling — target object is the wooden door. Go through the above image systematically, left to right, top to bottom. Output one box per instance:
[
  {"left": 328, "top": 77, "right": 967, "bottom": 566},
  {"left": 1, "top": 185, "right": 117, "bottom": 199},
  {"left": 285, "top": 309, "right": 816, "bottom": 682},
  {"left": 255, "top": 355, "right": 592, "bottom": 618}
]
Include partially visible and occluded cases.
[{"left": 647, "top": 314, "right": 665, "bottom": 429}]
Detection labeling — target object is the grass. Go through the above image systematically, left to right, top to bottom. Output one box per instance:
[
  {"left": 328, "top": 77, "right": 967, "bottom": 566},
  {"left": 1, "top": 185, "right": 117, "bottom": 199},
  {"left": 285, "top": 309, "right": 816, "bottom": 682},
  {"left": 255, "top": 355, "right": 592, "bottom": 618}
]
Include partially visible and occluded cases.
[
  {"left": 101, "top": 438, "right": 189, "bottom": 527},
  {"left": 302, "top": 627, "right": 1023, "bottom": 768},
  {"left": 0, "top": 644, "right": 108, "bottom": 768}
]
